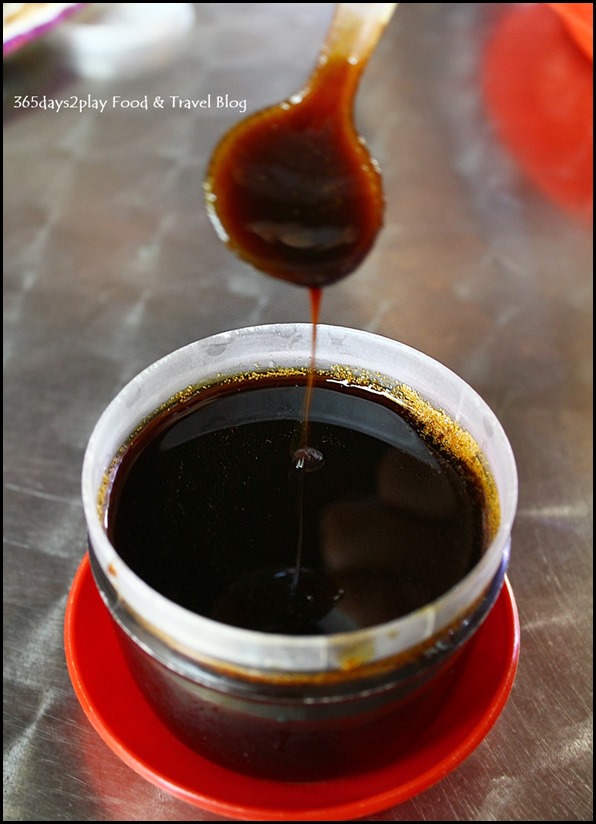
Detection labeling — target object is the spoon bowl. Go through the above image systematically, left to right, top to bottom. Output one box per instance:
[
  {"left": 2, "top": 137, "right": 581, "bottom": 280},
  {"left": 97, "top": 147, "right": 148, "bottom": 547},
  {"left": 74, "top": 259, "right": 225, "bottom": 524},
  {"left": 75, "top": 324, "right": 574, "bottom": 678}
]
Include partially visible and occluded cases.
[{"left": 204, "top": 3, "right": 397, "bottom": 287}]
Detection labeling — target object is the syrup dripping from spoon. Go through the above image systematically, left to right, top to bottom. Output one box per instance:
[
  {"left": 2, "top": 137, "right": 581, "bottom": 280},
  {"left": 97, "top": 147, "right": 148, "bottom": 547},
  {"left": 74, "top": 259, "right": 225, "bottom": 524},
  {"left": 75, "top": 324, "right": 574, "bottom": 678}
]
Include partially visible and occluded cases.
[{"left": 205, "top": 3, "right": 397, "bottom": 632}]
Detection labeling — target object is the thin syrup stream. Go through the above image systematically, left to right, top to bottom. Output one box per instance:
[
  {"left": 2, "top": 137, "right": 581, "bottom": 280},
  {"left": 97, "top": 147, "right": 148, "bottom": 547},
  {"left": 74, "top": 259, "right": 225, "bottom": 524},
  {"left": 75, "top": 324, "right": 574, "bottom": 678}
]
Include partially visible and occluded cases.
[
  {"left": 291, "top": 287, "right": 324, "bottom": 590},
  {"left": 208, "top": 289, "right": 342, "bottom": 632}
]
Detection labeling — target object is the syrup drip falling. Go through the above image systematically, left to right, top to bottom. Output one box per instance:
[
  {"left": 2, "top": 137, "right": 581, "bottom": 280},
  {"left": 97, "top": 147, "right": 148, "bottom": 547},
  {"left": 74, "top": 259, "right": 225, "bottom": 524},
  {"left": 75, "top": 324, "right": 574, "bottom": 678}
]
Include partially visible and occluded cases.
[
  {"left": 205, "top": 4, "right": 396, "bottom": 631},
  {"left": 290, "top": 286, "right": 325, "bottom": 592}
]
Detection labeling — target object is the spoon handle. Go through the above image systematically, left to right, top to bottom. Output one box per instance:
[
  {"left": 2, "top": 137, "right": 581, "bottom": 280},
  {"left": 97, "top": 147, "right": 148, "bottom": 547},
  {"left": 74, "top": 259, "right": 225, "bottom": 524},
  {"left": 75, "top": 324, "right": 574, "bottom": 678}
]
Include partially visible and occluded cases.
[{"left": 319, "top": 3, "right": 398, "bottom": 66}]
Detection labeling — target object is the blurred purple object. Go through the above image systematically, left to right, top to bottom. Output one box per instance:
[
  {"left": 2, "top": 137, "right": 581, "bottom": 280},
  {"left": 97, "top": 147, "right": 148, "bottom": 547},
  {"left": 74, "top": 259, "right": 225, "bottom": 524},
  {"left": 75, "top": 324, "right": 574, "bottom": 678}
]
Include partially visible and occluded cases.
[{"left": 3, "top": 2, "right": 85, "bottom": 57}]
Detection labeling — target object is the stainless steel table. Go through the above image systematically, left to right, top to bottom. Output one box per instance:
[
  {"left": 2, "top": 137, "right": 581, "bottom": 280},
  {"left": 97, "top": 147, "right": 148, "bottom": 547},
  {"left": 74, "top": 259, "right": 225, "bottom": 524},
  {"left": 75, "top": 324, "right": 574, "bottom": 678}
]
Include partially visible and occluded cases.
[{"left": 4, "top": 3, "right": 592, "bottom": 820}]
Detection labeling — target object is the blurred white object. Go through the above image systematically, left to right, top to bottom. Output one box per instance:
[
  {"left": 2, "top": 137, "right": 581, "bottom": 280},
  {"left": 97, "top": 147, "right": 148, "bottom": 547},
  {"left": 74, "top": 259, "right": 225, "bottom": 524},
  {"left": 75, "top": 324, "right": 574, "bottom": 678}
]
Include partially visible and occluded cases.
[{"left": 50, "top": 3, "right": 195, "bottom": 78}]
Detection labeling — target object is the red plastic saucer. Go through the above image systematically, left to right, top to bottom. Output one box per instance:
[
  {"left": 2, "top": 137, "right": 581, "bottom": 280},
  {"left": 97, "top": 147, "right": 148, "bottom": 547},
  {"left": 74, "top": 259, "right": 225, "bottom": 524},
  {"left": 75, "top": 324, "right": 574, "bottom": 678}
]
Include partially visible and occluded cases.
[{"left": 64, "top": 555, "right": 520, "bottom": 821}]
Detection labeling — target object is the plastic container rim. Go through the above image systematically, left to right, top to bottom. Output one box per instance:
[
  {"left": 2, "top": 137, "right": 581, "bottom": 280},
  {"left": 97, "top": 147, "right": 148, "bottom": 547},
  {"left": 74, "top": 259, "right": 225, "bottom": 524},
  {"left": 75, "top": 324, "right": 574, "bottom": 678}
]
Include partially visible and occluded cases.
[{"left": 82, "top": 323, "right": 518, "bottom": 673}]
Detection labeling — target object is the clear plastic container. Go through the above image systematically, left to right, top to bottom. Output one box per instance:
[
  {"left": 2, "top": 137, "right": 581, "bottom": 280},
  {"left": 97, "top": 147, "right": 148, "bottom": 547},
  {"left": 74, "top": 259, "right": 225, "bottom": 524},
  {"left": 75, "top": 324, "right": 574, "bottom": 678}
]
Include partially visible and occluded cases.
[{"left": 82, "top": 323, "right": 518, "bottom": 780}]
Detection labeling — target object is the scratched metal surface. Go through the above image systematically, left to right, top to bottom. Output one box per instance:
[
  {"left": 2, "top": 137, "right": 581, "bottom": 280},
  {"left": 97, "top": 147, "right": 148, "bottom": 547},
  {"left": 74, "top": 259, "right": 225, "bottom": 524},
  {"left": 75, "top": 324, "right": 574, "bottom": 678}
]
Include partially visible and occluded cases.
[{"left": 3, "top": 3, "right": 592, "bottom": 821}]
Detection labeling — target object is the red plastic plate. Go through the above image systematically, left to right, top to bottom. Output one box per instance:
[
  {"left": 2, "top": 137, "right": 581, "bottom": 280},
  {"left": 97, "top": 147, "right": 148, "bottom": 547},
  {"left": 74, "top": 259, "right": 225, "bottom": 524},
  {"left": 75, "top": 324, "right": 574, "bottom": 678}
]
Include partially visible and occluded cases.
[{"left": 65, "top": 555, "right": 519, "bottom": 821}]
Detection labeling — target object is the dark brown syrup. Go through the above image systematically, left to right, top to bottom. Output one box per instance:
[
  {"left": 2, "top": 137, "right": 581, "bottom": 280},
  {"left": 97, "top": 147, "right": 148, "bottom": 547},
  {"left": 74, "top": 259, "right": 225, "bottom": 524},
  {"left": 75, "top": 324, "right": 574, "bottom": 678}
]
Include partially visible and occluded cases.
[
  {"left": 204, "top": 47, "right": 387, "bottom": 621},
  {"left": 106, "top": 374, "right": 486, "bottom": 635}
]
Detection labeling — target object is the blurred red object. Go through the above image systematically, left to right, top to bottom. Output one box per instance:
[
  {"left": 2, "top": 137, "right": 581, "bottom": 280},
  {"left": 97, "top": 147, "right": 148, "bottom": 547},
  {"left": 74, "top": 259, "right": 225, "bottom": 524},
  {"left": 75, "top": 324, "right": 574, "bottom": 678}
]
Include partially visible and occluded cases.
[
  {"left": 483, "top": 2, "right": 593, "bottom": 218},
  {"left": 548, "top": 2, "right": 593, "bottom": 60}
]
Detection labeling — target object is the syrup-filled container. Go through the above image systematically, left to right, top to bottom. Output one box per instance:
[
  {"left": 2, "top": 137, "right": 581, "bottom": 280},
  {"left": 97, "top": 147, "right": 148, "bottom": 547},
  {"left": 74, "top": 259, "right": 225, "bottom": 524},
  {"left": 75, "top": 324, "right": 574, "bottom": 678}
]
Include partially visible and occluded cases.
[{"left": 82, "top": 323, "right": 518, "bottom": 781}]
